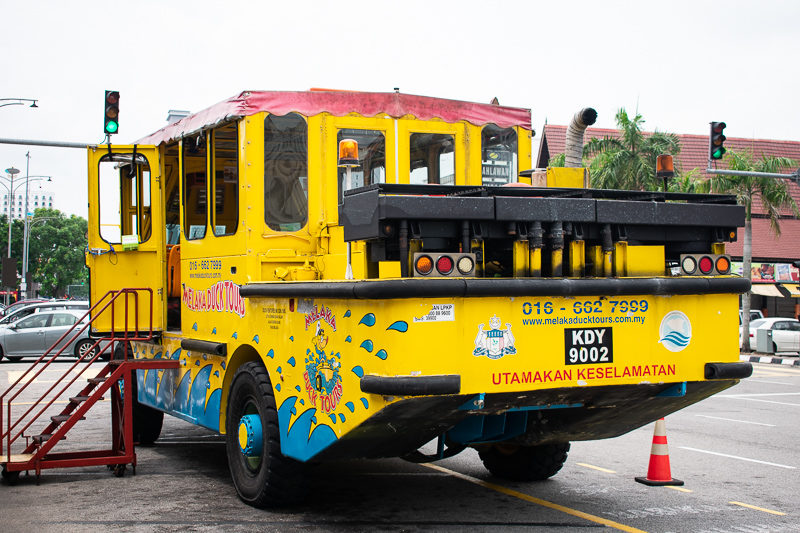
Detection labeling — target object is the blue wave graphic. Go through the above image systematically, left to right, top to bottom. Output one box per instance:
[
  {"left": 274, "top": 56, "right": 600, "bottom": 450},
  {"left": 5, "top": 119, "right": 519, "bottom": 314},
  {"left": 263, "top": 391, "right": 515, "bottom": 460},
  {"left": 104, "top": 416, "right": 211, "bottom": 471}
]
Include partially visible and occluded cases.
[{"left": 660, "top": 331, "right": 691, "bottom": 347}]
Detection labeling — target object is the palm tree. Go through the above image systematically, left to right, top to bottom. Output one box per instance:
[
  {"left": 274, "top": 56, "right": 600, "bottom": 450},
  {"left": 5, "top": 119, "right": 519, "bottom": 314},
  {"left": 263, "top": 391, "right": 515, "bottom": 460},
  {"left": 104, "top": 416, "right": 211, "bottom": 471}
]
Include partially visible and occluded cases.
[
  {"left": 584, "top": 109, "right": 680, "bottom": 190},
  {"left": 711, "top": 150, "right": 798, "bottom": 351},
  {"left": 669, "top": 168, "right": 711, "bottom": 194}
]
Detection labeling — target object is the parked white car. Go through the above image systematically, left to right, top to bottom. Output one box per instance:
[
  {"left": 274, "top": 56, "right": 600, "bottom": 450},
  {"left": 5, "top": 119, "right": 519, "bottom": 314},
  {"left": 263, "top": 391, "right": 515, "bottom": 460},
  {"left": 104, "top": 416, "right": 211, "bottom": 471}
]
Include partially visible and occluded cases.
[{"left": 740, "top": 317, "right": 800, "bottom": 354}]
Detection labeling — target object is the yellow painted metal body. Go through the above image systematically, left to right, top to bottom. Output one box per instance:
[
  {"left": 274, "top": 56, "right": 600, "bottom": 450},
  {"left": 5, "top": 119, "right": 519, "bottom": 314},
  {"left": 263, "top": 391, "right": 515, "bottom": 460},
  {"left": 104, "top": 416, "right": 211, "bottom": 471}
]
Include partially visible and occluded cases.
[
  {"left": 87, "top": 99, "right": 744, "bottom": 464},
  {"left": 131, "top": 284, "right": 739, "bottom": 460}
]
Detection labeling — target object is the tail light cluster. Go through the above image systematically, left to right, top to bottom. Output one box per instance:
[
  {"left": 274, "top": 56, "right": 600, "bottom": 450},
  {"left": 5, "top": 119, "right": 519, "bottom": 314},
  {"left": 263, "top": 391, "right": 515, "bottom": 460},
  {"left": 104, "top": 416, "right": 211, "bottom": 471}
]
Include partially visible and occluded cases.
[
  {"left": 413, "top": 253, "right": 476, "bottom": 277},
  {"left": 679, "top": 253, "right": 731, "bottom": 276}
]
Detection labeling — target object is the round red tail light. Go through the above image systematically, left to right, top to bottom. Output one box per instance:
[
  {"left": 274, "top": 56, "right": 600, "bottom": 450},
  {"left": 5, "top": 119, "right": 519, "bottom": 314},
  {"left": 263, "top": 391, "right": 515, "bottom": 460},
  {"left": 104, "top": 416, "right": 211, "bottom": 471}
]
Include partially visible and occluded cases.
[
  {"left": 436, "top": 255, "right": 454, "bottom": 275},
  {"left": 698, "top": 256, "right": 714, "bottom": 275}
]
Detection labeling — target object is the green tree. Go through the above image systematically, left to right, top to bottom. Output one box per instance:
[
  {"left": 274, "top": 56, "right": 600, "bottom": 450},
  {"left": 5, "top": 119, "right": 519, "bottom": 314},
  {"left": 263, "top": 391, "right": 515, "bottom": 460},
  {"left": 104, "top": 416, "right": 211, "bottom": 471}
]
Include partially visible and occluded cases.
[
  {"left": 584, "top": 108, "right": 681, "bottom": 190},
  {"left": 710, "top": 150, "right": 798, "bottom": 352},
  {"left": 547, "top": 153, "right": 566, "bottom": 167},
  {"left": 669, "top": 168, "right": 711, "bottom": 194},
  {"left": 26, "top": 208, "right": 88, "bottom": 297},
  {"left": 0, "top": 215, "right": 28, "bottom": 296}
]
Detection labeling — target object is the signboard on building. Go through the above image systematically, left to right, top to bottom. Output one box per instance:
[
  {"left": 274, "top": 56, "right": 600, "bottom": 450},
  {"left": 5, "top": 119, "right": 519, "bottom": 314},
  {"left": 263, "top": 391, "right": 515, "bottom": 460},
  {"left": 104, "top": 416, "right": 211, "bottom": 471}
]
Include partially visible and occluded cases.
[{"left": 732, "top": 262, "right": 800, "bottom": 283}]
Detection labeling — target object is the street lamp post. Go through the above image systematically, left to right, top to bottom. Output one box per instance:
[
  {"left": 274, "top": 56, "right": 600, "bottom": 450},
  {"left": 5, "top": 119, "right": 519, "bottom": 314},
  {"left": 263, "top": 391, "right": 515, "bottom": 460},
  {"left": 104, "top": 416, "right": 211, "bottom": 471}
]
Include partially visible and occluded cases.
[
  {"left": 0, "top": 98, "right": 38, "bottom": 109},
  {"left": 20, "top": 153, "right": 52, "bottom": 299},
  {"left": 0, "top": 164, "right": 51, "bottom": 301},
  {"left": 3, "top": 167, "right": 20, "bottom": 305}
]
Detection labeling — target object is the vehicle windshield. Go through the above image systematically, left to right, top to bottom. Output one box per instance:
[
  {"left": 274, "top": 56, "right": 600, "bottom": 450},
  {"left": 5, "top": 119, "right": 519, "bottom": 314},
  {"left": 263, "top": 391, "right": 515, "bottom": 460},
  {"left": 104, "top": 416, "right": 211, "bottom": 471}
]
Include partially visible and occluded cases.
[{"left": 749, "top": 319, "right": 766, "bottom": 328}]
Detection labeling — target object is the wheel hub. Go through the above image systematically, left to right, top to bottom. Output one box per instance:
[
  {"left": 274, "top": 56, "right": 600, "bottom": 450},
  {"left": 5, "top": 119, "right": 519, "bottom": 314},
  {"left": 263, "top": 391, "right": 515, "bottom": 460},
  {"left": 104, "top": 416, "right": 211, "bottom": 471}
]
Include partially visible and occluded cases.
[{"left": 238, "top": 414, "right": 263, "bottom": 457}]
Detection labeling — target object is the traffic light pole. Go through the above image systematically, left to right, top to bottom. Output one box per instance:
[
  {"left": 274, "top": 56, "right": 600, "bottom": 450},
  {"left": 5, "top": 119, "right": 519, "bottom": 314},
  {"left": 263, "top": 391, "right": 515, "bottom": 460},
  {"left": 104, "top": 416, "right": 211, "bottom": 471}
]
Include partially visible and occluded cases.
[
  {"left": 0, "top": 138, "right": 96, "bottom": 149},
  {"left": 705, "top": 165, "right": 800, "bottom": 180}
]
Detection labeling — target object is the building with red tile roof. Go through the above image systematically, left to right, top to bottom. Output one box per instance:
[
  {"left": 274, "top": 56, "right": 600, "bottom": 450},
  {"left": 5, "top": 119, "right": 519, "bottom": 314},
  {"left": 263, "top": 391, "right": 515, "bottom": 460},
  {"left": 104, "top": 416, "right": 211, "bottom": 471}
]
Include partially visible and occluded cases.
[{"left": 536, "top": 125, "right": 800, "bottom": 262}]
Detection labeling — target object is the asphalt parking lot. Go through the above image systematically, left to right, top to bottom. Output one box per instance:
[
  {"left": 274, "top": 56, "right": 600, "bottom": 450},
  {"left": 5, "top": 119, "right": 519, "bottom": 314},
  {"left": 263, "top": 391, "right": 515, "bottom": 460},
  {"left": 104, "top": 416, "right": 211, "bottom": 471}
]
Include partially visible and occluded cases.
[{"left": 1, "top": 359, "right": 798, "bottom": 532}]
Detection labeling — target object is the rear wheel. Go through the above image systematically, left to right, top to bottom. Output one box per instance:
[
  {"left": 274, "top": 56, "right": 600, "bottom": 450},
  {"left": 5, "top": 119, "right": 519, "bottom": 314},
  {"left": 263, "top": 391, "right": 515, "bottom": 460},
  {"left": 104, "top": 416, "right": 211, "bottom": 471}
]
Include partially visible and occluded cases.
[
  {"left": 74, "top": 339, "right": 97, "bottom": 359},
  {"left": 226, "top": 361, "right": 305, "bottom": 507},
  {"left": 479, "top": 442, "right": 570, "bottom": 481}
]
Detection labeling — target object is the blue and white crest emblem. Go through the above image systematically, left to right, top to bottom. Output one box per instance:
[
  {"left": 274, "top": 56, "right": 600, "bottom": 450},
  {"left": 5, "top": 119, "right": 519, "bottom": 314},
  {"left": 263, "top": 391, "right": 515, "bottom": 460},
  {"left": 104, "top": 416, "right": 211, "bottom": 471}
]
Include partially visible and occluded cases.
[
  {"left": 659, "top": 311, "right": 692, "bottom": 352},
  {"left": 474, "top": 315, "right": 517, "bottom": 359}
]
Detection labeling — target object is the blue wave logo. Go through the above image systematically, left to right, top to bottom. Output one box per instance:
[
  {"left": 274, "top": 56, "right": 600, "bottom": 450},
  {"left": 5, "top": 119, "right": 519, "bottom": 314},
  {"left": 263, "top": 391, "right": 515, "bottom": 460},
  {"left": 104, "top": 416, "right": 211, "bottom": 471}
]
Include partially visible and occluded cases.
[{"left": 659, "top": 311, "right": 692, "bottom": 352}]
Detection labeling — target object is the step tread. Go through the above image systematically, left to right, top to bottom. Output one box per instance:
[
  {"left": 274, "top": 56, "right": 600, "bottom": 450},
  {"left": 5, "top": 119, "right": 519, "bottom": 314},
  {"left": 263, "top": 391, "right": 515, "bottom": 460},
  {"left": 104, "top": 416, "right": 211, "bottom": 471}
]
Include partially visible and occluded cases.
[
  {"left": 69, "top": 395, "right": 104, "bottom": 404},
  {"left": 50, "top": 415, "right": 86, "bottom": 424},
  {"left": 32, "top": 433, "right": 63, "bottom": 444}
]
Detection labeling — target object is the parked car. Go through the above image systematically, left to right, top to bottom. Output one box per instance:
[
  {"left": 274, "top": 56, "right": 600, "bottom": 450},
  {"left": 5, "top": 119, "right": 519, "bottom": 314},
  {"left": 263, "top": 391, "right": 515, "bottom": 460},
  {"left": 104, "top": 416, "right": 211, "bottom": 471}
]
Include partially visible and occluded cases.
[
  {"left": 0, "top": 298, "right": 48, "bottom": 318},
  {"left": 0, "top": 300, "right": 89, "bottom": 327},
  {"left": 739, "top": 309, "right": 765, "bottom": 324},
  {"left": 0, "top": 310, "right": 97, "bottom": 362},
  {"left": 740, "top": 317, "right": 800, "bottom": 354}
]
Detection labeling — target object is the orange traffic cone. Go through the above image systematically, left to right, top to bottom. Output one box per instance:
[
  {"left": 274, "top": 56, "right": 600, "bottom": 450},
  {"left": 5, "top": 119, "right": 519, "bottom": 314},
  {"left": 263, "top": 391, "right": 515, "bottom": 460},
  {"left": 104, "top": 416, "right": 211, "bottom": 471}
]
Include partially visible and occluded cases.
[{"left": 635, "top": 418, "right": 684, "bottom": 486}]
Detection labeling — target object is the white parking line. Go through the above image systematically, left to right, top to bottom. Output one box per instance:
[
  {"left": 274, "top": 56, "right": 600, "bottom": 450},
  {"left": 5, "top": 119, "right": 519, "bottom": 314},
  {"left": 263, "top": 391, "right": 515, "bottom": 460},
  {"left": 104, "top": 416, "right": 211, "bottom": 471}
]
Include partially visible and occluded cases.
[
  {"left": 747, "top": 379, "right": 794, "bottom": 385},
  {"left": 722, "top": 392, "right": 800, "bottom": 398},
  {"left": 723, "top": 397, "right": 800, "bottom": 407},
  {"left": 694, "top": 415, "right": 775, "bottom": 427},
  {"left": 679, "top": 447, "right": 796, "bottom": 469}
]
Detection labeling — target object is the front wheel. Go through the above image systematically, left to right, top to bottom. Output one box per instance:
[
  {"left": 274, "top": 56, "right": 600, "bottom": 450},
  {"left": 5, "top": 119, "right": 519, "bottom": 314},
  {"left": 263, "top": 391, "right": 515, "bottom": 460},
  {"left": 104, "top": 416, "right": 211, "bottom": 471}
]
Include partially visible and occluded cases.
[
  {"left": 226, "top": 361, "right": 305, "bottom": 507},
  {"left": 479, "top": 442, "right": 570, "bottom": 481}
]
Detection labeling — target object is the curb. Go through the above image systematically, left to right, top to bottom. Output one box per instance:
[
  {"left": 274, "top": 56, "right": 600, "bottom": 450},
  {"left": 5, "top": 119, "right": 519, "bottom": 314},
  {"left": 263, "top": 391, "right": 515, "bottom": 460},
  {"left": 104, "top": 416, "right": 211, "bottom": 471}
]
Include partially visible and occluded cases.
[{"left": 740, "top": 354, "right": 800, "bottom": 367}]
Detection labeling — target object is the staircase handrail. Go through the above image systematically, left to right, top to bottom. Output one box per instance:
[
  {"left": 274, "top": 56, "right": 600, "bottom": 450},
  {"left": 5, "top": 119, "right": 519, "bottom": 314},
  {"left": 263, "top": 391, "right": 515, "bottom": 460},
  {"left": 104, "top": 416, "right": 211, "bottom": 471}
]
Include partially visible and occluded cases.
[{"left": 1, "top": 288, "right": 154, "bottom": 460}]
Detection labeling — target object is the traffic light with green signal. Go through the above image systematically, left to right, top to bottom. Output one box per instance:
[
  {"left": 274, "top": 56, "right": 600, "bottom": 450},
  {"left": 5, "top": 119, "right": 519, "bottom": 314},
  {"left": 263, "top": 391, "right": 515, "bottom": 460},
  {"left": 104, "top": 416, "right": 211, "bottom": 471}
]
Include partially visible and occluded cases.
[
  {"left": 104, "top": 90, "right": 120, "bottom": 135},
  {"left": 709, "top": 121, "right": 726, "bottom": 160}
]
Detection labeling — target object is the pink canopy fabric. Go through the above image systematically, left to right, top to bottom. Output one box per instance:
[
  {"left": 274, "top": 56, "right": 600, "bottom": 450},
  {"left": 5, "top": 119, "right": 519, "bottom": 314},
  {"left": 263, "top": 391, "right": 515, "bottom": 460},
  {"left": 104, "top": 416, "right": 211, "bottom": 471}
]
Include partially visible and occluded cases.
[{"left": 137, "top": 90, "right": 532, "bottom": 145}]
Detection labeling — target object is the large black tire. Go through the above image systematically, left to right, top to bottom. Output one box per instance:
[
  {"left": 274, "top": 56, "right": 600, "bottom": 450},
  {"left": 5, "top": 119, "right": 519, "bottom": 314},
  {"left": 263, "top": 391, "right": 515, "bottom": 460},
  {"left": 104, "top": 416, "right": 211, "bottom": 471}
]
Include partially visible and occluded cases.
[
  {"left": 113, "top": 342, "right": 164, "bottom": 445},
  {"left": 226, "top": 361, "right": 305, "bottom": 507},
  {"left": 133, "top": 402, "right": 164, "bottom": 446},
  {"left": 479, "top": 442, "right": 570, "bottom": 481}
]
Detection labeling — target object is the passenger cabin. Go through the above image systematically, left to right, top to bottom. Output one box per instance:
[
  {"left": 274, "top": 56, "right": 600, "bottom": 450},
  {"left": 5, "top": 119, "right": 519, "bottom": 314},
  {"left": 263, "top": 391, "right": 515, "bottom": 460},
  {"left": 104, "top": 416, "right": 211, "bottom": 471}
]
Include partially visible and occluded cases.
[{"left": 85, "top": 90, "right": 533, "bottom": 333}]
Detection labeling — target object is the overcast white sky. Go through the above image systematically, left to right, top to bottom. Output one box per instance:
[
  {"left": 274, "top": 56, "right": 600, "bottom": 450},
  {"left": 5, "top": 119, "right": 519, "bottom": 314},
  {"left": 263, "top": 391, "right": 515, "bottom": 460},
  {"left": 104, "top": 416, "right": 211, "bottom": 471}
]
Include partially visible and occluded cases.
[{"left": 1, "top": 0, "right": 798, "bottom": 219}]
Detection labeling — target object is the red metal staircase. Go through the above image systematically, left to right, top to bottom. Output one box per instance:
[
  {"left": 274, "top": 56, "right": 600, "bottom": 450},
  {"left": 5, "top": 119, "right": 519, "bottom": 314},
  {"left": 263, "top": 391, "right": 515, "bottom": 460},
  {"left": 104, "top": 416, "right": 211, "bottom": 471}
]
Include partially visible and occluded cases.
[{"left": 0, "top": 289, "right": 178, "bottom": 483}]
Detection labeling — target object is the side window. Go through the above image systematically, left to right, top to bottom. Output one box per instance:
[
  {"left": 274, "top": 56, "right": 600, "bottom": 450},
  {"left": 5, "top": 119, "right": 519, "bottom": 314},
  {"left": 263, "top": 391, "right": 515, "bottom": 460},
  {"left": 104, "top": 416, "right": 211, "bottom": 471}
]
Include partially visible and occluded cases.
[
  {"left": 264, "top": 113, "right": 308, "bottom": 232},
  {"left": 212, "top": 122, "right": 239, "bottom": 236},
  {"left": 482, "top": 125, "right": 518, "bottom": 186},
  {"left": 337, "top": 129, "right": 386, "bottom": 201},
  {"left": 409, "top": 133, "right": 455, "bottom": 185},
  {"left": 183, "top": 134, "right": 208, "bottom": 240},
  {"left": 164, "top": 143, "right": 181, "bottom": 244},
  {"left": 98, "top": 153, "right": 152, "bottom": 244},
  {"left": 13, "top": 308, "right": 36, "bottom": 322},
  {"left": 51, "top": 313, "right": 78, "bottom": 327},
  {"left": 17, "top": 314, "right": 50, "bottom": 329}
]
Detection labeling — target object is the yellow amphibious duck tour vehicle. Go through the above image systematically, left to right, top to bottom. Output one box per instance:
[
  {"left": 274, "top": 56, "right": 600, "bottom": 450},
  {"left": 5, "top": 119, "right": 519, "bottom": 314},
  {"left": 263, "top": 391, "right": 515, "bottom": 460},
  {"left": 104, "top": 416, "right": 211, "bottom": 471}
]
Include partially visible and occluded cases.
[{"left": 85, "top": 90, "right": 751, "bottom": 507}]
